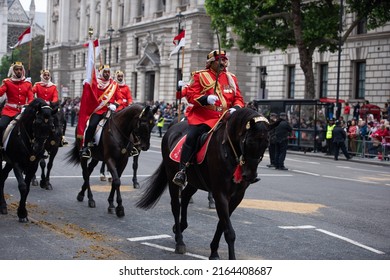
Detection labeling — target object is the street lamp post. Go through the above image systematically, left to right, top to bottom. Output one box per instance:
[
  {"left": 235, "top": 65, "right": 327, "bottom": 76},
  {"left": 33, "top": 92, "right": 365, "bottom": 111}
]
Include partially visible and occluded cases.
[
  {"left": 335, "top": 0, "right": 344, "bottom": 120},
  {"left": 107, "top": 26, "right": 114, "bottom": 65},
  {"left": 45, "top": 42, "right": 50, "bottom": 69},
  {"left": 261, "top": 68, "right": 268, "bottom": 99}
]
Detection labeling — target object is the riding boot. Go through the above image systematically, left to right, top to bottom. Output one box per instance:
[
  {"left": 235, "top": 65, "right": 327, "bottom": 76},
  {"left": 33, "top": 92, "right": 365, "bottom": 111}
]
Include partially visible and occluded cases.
[
  {"left": 80, "top": 142, "right": 93, "bottom": 159},
  {"left": 172, "top": 143, "right": 193, "bottom": 188}
]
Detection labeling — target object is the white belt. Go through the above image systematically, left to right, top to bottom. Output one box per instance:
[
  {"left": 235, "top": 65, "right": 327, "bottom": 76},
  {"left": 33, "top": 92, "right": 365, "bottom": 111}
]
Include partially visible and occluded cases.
[{"left": 5, "top": 103, "right": 22, "bottom": 109}]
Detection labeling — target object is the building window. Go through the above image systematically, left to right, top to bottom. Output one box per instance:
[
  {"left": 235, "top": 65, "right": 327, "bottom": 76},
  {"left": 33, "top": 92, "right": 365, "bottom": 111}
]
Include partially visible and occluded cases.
[
  {"left": 357, "top": 18, "right": 367, "bottom": 34},
  {"left": 135, "top": 37, "right": 139, "bottom": 55},
  {"left": 115, "top": 47, "right": 119, "bottom": 63},
  {"left": 103, "top": 49, "right": 107, "bottom": 64},
  {"left": 82, "top": 53, "right": 86, "bottom": 66},
  {"left": 73, "top": 54, "right": 77, "bottom": 68},
  {"left": 355, "top": 61, "right": 366, "bottom": 99},
  {"left": 319, "top": 64, "right": 328, "bottom": 98},
  {"left": 287, "top": 66, "right": 295, "bottom": 99},
  {"left": 132, "top": 72, "right": 138, "bottom": 99}
]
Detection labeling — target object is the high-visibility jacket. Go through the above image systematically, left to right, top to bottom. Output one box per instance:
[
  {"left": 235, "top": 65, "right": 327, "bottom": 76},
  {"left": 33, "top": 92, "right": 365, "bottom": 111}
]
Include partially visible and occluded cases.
[{"left": 326, "top": 124, "right": 335, "bottom": 139}]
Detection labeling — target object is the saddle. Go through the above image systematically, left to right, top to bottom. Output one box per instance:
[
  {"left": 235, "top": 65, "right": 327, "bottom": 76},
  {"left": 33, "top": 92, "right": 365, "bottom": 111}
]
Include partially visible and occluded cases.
[
  {"left": 85, "top": 110, "right": 112, "bottom": 146},
  {"left": 169, "top": 131, "right": 213, "bottom": 164}
]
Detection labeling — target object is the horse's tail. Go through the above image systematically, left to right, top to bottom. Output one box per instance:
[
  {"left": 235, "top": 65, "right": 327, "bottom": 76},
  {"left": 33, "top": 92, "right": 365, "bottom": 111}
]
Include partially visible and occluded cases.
[
  {"left": 66, "top": 140, "right": 81, "bottom": 165},
  {"left": 136, "top": 162, "right": 168, "bottom": 209}
]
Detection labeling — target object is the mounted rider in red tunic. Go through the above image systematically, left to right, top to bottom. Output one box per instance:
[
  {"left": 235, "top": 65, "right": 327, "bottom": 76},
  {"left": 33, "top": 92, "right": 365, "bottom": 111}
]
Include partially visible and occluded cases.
[
  {"left": 172, "top": 50, "right": 244, "bottom": 187},
  {"left": 0, "top": 62, "right": 34, "bottom": 148},
  {"left": 80, "top": 65, "right": 121, "bottom": 158},
  {"left": 114, "top": 70, "right": 133, "bottom": 111}
]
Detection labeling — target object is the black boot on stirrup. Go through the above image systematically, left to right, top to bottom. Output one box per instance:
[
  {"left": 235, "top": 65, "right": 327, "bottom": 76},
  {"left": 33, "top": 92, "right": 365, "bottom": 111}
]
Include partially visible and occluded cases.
[{"left": 172, "top": 143, "right": 193, "bottom": 188}]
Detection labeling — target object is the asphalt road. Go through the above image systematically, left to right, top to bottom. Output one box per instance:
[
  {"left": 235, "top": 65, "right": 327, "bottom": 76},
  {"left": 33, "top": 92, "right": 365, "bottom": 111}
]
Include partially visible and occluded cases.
[{"left": 0, "top": 128, "right": 389, "bottom": 261}]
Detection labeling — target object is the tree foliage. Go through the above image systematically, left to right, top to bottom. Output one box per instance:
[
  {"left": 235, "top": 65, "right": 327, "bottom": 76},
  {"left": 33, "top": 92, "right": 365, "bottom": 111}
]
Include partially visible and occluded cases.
[
  {"left": 205, "top": 0, "right": 390, "bottom": 99},
  {"left": 0, "top": 35, "right": 44, "bottom": 83}
]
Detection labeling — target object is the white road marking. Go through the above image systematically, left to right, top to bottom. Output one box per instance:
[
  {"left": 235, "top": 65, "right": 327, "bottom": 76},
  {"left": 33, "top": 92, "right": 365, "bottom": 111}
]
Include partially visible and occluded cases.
[
  {"left": 287, "top": 158, "right": 320, "bottom": 165},
  {"left": 337, "top": 166, "right": 389, "bottom": 174},
  {"left": 292, "top": 170, "right": 320, "bottom": 176},
  {"left": 322, "top": 175, "right": 378, "bottom": 184},
  {"left": 279, "top": 225, "right": 316, "bottom": 229},
  {"left": 280, "top": 225, "right": 385, "bottom": 255},
  {"left": 315, "top": 228, "right": 385, "bottom": 255},
  {"left": 127, "top": 234, "right": 171, "bottom": 242},
  {"left": 141, "top": 242, "right": 209, "bottom": 260}
]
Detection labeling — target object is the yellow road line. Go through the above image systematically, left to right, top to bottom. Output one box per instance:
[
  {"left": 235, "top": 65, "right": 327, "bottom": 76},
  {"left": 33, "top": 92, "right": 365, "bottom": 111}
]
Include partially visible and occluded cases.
[{"left": 239, "top": 199, "right": 326, "bottom": 214}]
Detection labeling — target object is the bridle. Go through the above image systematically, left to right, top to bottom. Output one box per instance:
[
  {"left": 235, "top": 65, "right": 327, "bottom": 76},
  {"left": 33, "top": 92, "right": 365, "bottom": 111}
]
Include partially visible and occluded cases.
[{"left": 226, "top": 115, "right": 269, "bottom": 169}]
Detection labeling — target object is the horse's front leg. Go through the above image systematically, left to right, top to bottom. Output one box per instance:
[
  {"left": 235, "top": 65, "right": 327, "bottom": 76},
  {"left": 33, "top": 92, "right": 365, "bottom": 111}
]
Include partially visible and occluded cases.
[
  {"left": 44, "top": 149, "right": 58, "bottom": 190},
  {"left": 132, "top": 154, "right": 140, "bottom": 189},
  {"left": 78, "top": 158, "right": 98, "bottom": 208},
  {"left": 106, "top": 158, "right": 126, "bottom": 217},
  {"left": 0, "top": 163, "right": 13, "bottom": 215},
  {"left": 13, "top": 163, "right": 30, "bottom": 222},
  {"left": 168, "top": 183, "right": 186, "bottom": 254},
  {"left": 179, "top": 185, "right": 198, "bottom": 232},
  {"left": 210, "top": 188, "right": 246, "bottom": 260}
]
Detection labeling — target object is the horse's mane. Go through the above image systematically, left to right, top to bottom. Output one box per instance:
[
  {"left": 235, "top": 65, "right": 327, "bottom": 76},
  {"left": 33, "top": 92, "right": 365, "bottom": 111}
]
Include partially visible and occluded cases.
[{"left": 19, "top": 98, "right": 47, "bottom": 123}]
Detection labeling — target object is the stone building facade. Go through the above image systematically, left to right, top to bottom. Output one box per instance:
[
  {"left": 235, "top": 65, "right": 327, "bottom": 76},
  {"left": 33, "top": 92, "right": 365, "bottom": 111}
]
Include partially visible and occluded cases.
[{"left": 45, "top": 0, "right": 389, "bottom": 106}]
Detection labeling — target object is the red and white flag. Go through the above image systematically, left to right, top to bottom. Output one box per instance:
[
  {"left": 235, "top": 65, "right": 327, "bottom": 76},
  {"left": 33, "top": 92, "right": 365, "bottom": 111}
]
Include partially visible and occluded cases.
[
  {"left": 10, "top": 27, "right": 32, "bottom": 49},
  {"left": 169, "top": 30, "right": 186, "bottom": 59},
  {"left": 77, "top": 39, "right": 99, "bottom": 140},
  {"left": 83, "top": 39, "right": 100, "bottom": 61}
]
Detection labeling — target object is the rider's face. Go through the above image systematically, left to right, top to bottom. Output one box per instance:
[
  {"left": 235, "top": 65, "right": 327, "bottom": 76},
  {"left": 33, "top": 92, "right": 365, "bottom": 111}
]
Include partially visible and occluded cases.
[
  {"left": 210, "top": 57, "right": 228, "bottom": 72},
  {"left": 14, "top": 66, "right": 23, "bottom": 78},
  {"left": 102, "top": 70, "right": 110, "bottom": 80},
  {"left": 42, "top": 73, "right": 50, "bottom": 81},
  {"left": 116, "top": 74, "right": 123, "bottom": 82}
]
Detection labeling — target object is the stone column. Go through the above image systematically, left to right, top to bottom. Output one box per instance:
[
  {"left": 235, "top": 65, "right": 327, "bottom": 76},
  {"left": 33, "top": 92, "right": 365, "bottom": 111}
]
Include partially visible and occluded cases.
[
  {"left": 59, "top": 0, "right": 70, "bottom": 43},
  {"left": 79, "top": 0, "right": 86, "bottom": 42},
  {"left": 90, "top": 0, "right": 96, "bottom": 32},
  {"left": 99, "top": 0, "right": 107, "bottom": 38},
  {"left": 112, "top": 0, "right": 119, "bottom": 30},
  {"left": 123, "top": 0, "right": 131, "bottom": 25},
  {"left": 130, "top": 0, "right": 140, "bottom": 23},
  {"left": 139, "top": 71, "right": 145, "bottom": 103}
]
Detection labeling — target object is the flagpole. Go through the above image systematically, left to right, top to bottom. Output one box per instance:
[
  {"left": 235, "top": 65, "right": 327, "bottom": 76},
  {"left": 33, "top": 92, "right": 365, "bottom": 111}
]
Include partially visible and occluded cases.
[{"left": 28, "top": 25, "right": 32, "bottom": 77}]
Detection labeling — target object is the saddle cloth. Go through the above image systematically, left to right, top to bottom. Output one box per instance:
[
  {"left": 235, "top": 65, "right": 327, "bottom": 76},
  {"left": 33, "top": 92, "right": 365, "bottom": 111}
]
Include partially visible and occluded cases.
[
  {"left": 2, "top": 114, "right": 21, "bottom": 151},
  {"left": 169, "top": 133, "right": 213, "bottom": 164}
]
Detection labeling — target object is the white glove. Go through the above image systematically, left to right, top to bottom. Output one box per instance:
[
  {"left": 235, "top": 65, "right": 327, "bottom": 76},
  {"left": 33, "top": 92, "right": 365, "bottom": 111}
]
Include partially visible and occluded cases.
[
  {"left": 25, "top": 77, "right": 31, "bottom": 83},
  {"left": 83, "top": 79, "right": 91, "bottom": 85},
  {"left": 178, "top": 80, "right": 185, "bottom": 87},
  {"left": 207, "top": 95, "right": 219, "bottom": 105},
  {"left": 108, "top": 104, "right": 117, "bottom": 111},
  {"left": 229, "top": 107, "right": 236, "bottom": 114}
]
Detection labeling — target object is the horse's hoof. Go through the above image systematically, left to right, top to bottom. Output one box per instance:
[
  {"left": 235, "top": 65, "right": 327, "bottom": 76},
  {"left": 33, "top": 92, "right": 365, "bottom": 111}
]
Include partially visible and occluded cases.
[
  {"left": 100, "top": 174, "right": 106, "bottom": 181},
  {"left": 133, "top": 182, "right": 140, "bottom": 189},
  {"left": 46, "top": 183, "right": 53, "bottom": 190},
  {"left": 77, "top": 193, "right": 84, "bottom": 202},
  {"left": 88, "top": 200, "right": 96, "bottom": 208},
  {"left": 209, "top": 202, "right": 215, "bottom": 209},
  {"left": 107, "top": 206, "right": 115, "bottom": 214},
  {"left": 116, "top": 206, "right": 125, "bottom": 217},
  {"left": 0, "top": 207, "right": 8, "bottom": 215},
  {"left": 18, "top": 217, "right": 29, "bottom": 223},
  {"left": 175, "top": 244, "right": 186, "bottom": 254},
  {"left": 209, "top": 255, "right": 220, "bottom": 260}
]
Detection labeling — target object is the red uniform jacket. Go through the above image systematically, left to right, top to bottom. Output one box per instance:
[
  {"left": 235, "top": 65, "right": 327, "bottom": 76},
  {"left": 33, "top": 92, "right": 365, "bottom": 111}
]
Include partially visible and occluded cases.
[
  {"left": 185, "top": 69, "right": 244, "bottom": 128},
  {"left": 0, "top": 78, "right": 34, "bottom": 117},
  {"left": 94, "top": 80, "right": 121, "bottom": 115},
  {"left": 32, "top": 82, "right": 59, "bottom": 103},
  {"left": 116, "top": 84, "right": 133, "bottom": 111}
]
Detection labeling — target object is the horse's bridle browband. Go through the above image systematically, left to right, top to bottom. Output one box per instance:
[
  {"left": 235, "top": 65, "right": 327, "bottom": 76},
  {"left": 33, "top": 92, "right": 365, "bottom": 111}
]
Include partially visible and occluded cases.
[{"left": 226, "top": 115, "right": 269, "bottom": 167}]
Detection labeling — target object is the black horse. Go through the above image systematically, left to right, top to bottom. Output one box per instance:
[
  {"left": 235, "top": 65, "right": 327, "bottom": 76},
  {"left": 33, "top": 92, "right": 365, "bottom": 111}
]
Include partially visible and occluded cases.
[
  {"left": 0, "top": 98, "right": 54, "bottom": 222},
  {"left": 67, "top": 104, "right": 156, "bottom": 217},
  {"left": 32, "top": 105, "right": 66, "bottom": 190},
  {"left": 136, "top": 108, "right": 271, "bottom": 259},
  {"left": 99, "top": 145, "right": 141, "bottom": 188}
]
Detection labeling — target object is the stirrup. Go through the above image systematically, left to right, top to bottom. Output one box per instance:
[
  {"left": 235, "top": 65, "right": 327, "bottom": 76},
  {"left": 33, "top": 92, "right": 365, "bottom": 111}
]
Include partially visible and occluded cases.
[
  {"left": 81, "top": 147, "right": 91, "bottom": 159},
  {"left": 130, "top": 147, "right": 139, "bottom": 157},
  {"left": 172, "top": 170, "right": 187, "bottom": 188}
]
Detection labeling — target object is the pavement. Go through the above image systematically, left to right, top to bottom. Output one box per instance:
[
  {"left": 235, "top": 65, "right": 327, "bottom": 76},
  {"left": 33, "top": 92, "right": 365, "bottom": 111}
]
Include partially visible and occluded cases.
[{"left": 287, "top": 149, "right": 390, "bottom": 167}]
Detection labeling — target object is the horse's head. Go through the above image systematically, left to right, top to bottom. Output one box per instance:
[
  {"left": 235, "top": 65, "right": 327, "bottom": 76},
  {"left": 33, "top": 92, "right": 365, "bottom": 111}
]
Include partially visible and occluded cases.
[
  {"left": 24, "top": 98, "right": 54, "bottom": 154},
  {"left": 134, "top": 105, "right": 158, "bottom": 151},
  {"left": 230, "top": 108, "right": 269, "bottom": 184}
]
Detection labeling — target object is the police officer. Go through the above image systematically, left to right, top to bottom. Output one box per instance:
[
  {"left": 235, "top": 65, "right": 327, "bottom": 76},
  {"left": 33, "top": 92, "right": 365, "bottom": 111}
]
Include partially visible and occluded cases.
[
  {"left": 172, "top": 50, "right": 244, "bottom": 187},
  {"left": 0, "top": 62, "right": 34, "bottom": 147},
  {"left": 274, "top": 112, "right": 292, "bottom": 170}
]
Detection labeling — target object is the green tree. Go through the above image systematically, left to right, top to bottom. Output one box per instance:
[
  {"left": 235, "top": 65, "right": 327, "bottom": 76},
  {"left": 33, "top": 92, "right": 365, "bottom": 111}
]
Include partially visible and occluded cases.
[
  {"left": 205, "top": 0, "right": 390, "bottom": 99},
  {"left": 0, "top": 35, "right": 44, "bottom": 83}
]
